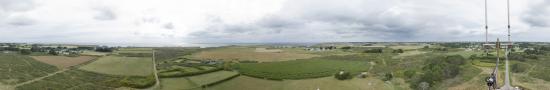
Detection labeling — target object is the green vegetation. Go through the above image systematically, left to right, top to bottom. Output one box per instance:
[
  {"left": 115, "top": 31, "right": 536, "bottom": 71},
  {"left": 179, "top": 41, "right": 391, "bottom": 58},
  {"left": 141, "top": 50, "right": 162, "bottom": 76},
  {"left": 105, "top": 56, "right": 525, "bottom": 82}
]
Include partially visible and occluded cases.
[
  {"left": 154, "top": 47, "right": 199, "bottom": 63},
  {"left": 189, "top": 47, "right": 319, "bottom": 62},
  {"left": 115, "top": 48, "right": 152, "bottom": 57},
  {"left": 0, "top": 53, "right": 58, "bottom": 85},
  {"left": 237, "top": 55, "right": 369, "bottom": 80},
  {"left": 410, "top": 55, "right": 469, "bottom": 89},
  {"left": 79, "top": 56, "right": 153, "bottom": 76},
  {"left": 512, "top": 62, "right": 530, "bottom": 73},
  {"left": 16, "top": 69, "right": 155, "bottom": 90},
  {"left": 160, "top": 71, "right": 239, "bottom": 90},
  {"left": 334, "top": 71, "right": 351, "bottom": 80},
  {"left": 208, "top": 76, "right": 404, "bottom": 90}
]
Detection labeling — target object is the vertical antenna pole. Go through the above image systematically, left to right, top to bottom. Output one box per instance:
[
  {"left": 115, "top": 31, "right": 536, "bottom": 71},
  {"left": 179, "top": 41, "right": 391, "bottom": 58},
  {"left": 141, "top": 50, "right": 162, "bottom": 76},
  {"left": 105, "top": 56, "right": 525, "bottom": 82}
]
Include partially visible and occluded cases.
[{"left": 507, "top": 0, "right": 512, "bottom": 48}]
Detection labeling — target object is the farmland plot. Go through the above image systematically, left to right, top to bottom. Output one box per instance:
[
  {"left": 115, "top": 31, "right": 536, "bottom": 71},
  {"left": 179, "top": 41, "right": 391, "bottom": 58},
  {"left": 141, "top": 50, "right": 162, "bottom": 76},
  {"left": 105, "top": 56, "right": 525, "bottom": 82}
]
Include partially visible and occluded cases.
[
  {"left": 190, "top": 47, "right": 319, "bottom": 62},
  {"left": 0, "top": 54, "right": 58, "bottom": 85},
  {"left": 237, "top": 55, "right": 370, "bottom": 80},
  {"left": 30, "top": 56, "right": 96, "bottom": 68},
  {"left": 79, "top": 56, "right": 153, "bottom": 76},
  {"left": 16, "top": 69, "right": 155, "bottom": 90},
  {"left": 160, "top": 71, "right": 239, "bottom": 90},
  {"left": 208, "top": 76, "right": 403, "bottom": 90}
]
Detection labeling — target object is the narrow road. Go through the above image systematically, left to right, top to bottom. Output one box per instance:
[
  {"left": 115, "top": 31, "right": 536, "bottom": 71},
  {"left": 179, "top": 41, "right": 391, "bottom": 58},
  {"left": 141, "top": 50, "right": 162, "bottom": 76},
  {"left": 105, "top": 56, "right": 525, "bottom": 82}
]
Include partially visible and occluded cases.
[
  {"left": 144, "top": 50, "right": 160, "bottom": 90},
  {"left": 499, "top": 50, "right": 515, "bottom": 90},
  {"left": 153, "top": 51, "right": 160, "bottom": 89}
]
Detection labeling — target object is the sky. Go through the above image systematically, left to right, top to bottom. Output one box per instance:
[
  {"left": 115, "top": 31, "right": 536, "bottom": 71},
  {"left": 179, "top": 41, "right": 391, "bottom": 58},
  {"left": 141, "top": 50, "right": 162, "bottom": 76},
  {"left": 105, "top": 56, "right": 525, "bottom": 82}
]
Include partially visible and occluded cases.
[{"left": 0, "top": 0, "right": 549, "bottom": 46}]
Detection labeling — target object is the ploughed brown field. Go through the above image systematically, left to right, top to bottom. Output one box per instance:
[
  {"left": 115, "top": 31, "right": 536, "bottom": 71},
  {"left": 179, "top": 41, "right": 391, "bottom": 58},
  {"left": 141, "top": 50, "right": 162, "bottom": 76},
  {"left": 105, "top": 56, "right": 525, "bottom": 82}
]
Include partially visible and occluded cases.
[{"left": 31, "top": 56, "right": 96, "bottom": 68}]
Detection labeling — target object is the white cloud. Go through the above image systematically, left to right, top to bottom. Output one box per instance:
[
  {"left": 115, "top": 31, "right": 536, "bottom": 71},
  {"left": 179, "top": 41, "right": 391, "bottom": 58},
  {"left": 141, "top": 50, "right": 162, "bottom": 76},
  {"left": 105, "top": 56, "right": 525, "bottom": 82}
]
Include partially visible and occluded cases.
[{"left": 0, "top": 0, "right": 549, "bottom": 46}]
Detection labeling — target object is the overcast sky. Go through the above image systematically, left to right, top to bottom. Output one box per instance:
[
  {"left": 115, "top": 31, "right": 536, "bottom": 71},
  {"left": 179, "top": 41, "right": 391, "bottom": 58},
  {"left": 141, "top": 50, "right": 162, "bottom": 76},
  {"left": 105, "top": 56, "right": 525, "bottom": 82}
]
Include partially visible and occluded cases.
[{"left": 1, "top": 0, "right": 549, "bottom": 46}]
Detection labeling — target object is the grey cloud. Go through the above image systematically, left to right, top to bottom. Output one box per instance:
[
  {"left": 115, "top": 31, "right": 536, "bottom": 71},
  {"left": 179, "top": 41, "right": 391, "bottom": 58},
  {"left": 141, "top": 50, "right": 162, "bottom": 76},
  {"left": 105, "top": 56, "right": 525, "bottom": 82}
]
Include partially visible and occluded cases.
[
  {"left": 0, "top": 0, "right": 36, "bottom": 12},
  {"left": 188, "top": 0, "right": 480, "bottom": 43},
  {"left": 522, "top": 0, "right": 550, "bottom": 27},
  {"left": 93, "top": 7, "right": 117, "bottom": 21},
  {"left": 7, "top": 16, "right": 35, "bottom": 26},
  {"left": 163, "top": 22, "right": 174, "bottom": 29}
]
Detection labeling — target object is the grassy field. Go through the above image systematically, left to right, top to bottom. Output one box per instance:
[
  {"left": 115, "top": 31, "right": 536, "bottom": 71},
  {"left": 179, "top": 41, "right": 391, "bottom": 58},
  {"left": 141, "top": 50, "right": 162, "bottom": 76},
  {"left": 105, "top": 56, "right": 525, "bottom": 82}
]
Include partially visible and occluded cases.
[
  {"left": 389, "top": 45, "right": 424, "bottom": 50},
  {"left": 189, "top": 47, "right": 319, "bottom": 62},
  {"left": 115, "top": 48, "right": 153, "bottom": 57},
  {"left": 397, "top": 50, "right": 426, "bottom": 57},
  {"left": 81, "top": 51, "right": 109, "bottom": 56},
  {"left": 0, "top": 53, "right": 59, "bottom": 85},
  {"left": 237, "top": 55, "right": 370, "bottom": 80},
  {"left": 30, "top": 56, "right": 96, "bottom": 68},
  {"left": 79, "top": 56, "right": 153, "bottom": 76},
  {"left": 16, "top": 69, "right": 155, "bottom": 90},
  {"left": 160, "top": 71, "right": 239, "bottom": 90},
  {"left": 208, "top": 76, "right": 408, "bottom": 90}
]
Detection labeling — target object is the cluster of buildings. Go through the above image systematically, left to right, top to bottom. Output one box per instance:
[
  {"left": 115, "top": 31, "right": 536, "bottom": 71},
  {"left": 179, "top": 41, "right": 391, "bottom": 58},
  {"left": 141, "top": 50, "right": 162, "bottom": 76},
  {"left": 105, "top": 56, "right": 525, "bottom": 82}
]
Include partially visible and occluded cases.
[{"left": 0, "top": 43, "right": 100, "bottom": 55}]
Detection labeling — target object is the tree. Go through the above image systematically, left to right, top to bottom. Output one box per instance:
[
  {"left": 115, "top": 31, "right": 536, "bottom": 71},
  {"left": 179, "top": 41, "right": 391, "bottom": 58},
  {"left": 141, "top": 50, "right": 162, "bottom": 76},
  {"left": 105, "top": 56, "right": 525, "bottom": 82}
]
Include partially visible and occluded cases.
[
  {"left": 96, "top": 46, "right": 114, "bottom": 52},
  {"left": 341, "top": 46, "right": 352, "bottom": 50},
  {"left": 423, "top": 46, "right": 429, "bottom": 49},
  {"left": 20, "top": 49, "right": 31, "bottom": 55},
  {"left": 364, "top": 49, "right": 383, "bottom": 53},
  {"left": 393, "top": 49, "right": 404, "bottom": 53},
  {"left": 48, "top": 50, "right": 58, "bottom": 55}
]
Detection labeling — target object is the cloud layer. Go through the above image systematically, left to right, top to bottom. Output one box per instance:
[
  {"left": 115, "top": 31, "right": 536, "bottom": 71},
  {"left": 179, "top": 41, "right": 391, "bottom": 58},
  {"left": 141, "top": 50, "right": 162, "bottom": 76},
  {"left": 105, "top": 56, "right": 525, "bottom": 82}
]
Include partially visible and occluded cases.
[{"left": 0, "top": 0, "right": 549, "bottom": 46}]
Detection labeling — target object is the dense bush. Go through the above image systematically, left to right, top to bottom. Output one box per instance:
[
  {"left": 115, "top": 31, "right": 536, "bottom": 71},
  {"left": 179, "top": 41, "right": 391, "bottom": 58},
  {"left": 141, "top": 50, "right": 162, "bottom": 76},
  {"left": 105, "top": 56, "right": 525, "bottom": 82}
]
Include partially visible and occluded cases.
[
  {"left": 341, "top": 46, "right": 352, "bottom": 50},
  {"left": 20, "top": 49, "right": 31, "bottom": 55},
  {"left": 363, "top": 49, "right": 383, "bottom": 53},
  {"left": 392, "top": 49, "right": 404, "bottom": 53},
  {"left": 415, "top": 55, "right": 464, "bottom": 87},
  {"left": 159, "top": 68, "right": 223, "bottom": 78},
  {"left": 334, "top": 71, "right": 351, "bottom": 80},
  {"left": 383, "top": 73, "right": 393, "bottom": 81},
  {"left": 202, "top": 74, "right": 240, "bottom": 88}
]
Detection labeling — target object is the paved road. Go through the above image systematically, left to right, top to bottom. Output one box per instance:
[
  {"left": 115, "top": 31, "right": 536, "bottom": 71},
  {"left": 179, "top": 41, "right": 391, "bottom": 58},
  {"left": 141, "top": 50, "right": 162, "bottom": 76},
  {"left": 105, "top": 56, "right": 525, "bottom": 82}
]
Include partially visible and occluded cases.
[
  {"left": 498, "top": 49, "right": 517, "bottom": 90},
  {"left": 499, "top": 49, "right": 517, "bottom": 90}
]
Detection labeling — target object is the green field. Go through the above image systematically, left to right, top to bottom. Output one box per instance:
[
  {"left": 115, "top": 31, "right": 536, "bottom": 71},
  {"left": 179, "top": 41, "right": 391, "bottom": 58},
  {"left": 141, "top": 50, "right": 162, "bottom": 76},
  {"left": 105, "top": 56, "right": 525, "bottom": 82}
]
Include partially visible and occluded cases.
[
  {"left": 189, "top": 47, "right": 319, "bottom": 62},
  {"left": 115, "top": 48, "right": 153, "bottom": 57},
  {"left": 0, "top": 53, "right": 58, "bottom": 85},
  {"left": 237, "top": 55, "right": 370, "bottom": 80},
  {"left": 79, "top": 56, "right": 153, "bottom": 76},
  {"left": 16, "top": 69, "right": 155, "bottom": 90},
  {"left": 160, "top": 71, "right": 239, "bottom": 90},
  {"left": 208, "top": 76, "right": 407, "bottom": 90}
]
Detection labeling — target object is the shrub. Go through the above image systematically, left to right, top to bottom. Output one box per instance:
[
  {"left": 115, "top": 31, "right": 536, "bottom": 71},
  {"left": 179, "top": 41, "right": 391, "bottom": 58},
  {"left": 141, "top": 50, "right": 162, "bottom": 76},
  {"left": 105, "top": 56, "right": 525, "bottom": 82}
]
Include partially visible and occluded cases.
[
  {"left": 158, "top": 68, "right": 223, "bottom": 78},
  {"left": 334, "top": 71, "right": 351, "bottom": 80},
  {"left": 383, "top": 73, "right": 393, "bottom": 81}
]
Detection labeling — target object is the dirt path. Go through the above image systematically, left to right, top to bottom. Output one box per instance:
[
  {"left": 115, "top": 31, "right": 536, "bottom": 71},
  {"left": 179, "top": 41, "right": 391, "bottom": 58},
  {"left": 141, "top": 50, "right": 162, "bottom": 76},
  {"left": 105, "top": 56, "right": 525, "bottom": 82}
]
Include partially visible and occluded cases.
[
  {"left": 142, "top": 51, "right": 160, "bottom": 90},
  {"left": 14, "top": 69, "right": 69, "bottom": 87}
]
